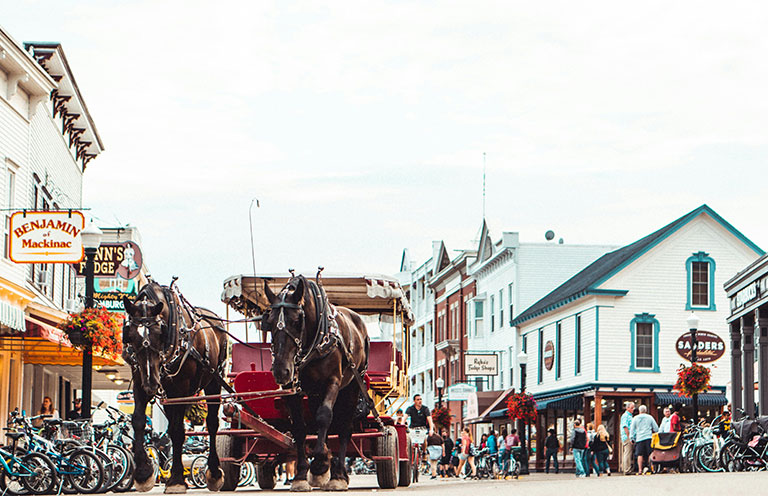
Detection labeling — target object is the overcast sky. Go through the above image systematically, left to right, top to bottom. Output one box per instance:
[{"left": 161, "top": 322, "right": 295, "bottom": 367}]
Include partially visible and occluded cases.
[{"left": 3, "top": 1, "right": 768, "bottom": 315}]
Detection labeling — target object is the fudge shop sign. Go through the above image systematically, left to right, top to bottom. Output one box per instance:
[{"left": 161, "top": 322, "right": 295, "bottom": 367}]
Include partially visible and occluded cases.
[
  {"left": 9, "top": 211, "right": 85, "bottom": 263},
  {"left": 675, "top": 330, "right": 725, "bottom": 363},
  {"left": 464, "top": 353, "right": 499, "bottom": 376}
]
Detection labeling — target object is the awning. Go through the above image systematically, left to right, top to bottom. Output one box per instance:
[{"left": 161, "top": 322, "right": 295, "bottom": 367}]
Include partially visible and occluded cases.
[
  {"left": 0, "top": 301, "right": 25, "bottom": 333},
  {"left": 464, "top": 389, "right": 514, "bottom": 424},
  {"left": 655, "top": 392, "right": 727, "bottom": 407},
  {"left": 536, "top": 393, "right": 585, "bottom": 411}
]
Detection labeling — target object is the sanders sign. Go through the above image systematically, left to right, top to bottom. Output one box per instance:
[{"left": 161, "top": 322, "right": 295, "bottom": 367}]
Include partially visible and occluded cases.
[
  {"left": 9, "top": 211, "right": 84, "bottom": 263},
  {"left": 675, "top": 330, "right": 725, "bottom": 363}
]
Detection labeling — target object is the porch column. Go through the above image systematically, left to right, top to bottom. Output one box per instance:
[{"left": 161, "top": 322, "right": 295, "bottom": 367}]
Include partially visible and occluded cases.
[
  {"left": 757, "top": 306, "right": 768, "bottom": 415},
  {"left": 743, "top": 314, "right": 756, "bottom": 418},
  {"left": 731, "top": 319, "right": 743, "bottom": 412},
  {"left": 594, "top": 393, "right": 603, "bottom": 426}
]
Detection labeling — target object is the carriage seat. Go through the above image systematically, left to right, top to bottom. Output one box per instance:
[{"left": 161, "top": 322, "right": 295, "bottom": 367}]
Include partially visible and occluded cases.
[
  {"left": 366, "top": 341, "right": 394, "bottom": 387},
  {"left": 230, "top": 343, "right": 273, "bottom": 377}
]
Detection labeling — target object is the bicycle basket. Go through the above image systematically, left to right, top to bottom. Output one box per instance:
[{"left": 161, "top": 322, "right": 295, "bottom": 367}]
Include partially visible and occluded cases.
[{"left": 61, "top": 420, "right": 93, "bottom": 441}]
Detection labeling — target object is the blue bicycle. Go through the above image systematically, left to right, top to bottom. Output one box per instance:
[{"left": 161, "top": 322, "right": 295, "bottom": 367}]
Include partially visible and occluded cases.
[{"left": 0, "top": 431, "right": 57, "bottom": 495}]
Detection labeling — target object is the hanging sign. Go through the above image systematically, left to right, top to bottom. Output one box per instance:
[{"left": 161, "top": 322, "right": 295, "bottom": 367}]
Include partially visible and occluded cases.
[
  {"left": 9, "top": 211, "right": 84, "bottom": 263},
  {"left": 74, "top": 241, "right": 142, "bottom": 279},
  {"left": 94, "top": 291, "right": 137, "bottom": 313},
  {"left": 675, "top": 330, "right": 725, "bottom": 363},
  {"left": 544, "top": 341, "right": 555, "bottom": 370},
  {"left": 464, "top": 353, "right": 499, "bottom": 376},
  {"left": 446, "top": 383, "right": 477, "bottom": 401}
]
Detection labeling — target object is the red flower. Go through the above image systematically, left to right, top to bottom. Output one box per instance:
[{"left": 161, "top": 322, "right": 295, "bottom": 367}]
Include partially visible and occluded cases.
[
  {"left": 59, "top": 306, "right": 124, "bottom": 359},
  {"left": 674, "top": 363, "right": 711, "bottom": 397},
  {"left": 506, "top": 393, "right": 537, "bottom": 424}
]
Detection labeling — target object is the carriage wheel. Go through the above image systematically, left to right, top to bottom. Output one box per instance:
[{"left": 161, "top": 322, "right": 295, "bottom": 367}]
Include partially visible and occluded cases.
[
  {"left": 375, "top": 426, "right": 399, "bottom": 489},
  {"left": 398, "top": 434, "right": 412, "bottom": 487},
  {"left": 216, "top": 435, "right": 241, "bottom": 491},
  {"left": 256, "top": 462, "right": 277, "bottom": 490}
]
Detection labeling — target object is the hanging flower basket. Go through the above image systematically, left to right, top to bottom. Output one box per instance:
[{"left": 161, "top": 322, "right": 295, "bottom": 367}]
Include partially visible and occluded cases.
[
  {"left": 59, "top": 307, "right": 124, "bottom": 359},
  {"left": 674, "top": 363, "right": 711, "bottom": 397},
  {"left": 506, "top": 392, "right": 537, "bottom": 425},
  {"left": 431, "top": 406, "right": 451, "bottom": 432}
]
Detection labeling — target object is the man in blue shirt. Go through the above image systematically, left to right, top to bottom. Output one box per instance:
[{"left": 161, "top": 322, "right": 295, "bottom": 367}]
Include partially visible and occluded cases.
[
  {"left": 620, "top": 402, "right": 635, "bottom": 475},
  {"left": 630, "top": 405, "right": 659, "bottom": 475}
]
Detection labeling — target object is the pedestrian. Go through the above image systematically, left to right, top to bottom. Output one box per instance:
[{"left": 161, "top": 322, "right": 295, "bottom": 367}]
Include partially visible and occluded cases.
[
  {"left": 33, "top": 396, "right": 59, "bottom": 427},
  {"left": 66, "top": 398, "right": 84, "bottom": 420},
  {"left": 620, "top": 401, "right": 635, "bottom": 475},
  {"left": 630, "top": 404, "right": 659, "bottom": 475},
  {"left": 670, "top": 404, "right": 682, "bottom": 432},
  {"left": 659, "top": 407, "right": 672, "bottom": 433},
  {"left": 395, "top": 409, "right": 406, "bottom": 425},
  {"left": 569, "top": 419, "right": 588, "bottom": 478},
  {"left": 585, "top": 422, "right": 598, "bottom": 476},
  {"left": 590, "top": 424, "right": 612, "bottom": 476},
  {"left": 456, "top": 427, "right": 477, "bottom": 479},
  {"left": 498, "top": 428, "right": 508, "bottom": 472},
  {"left": 504, "top": 428, "right": 520, "bottom": 477},
  {"left": 544, "top": 428, "right": 560, "bottom": 474},
  {"left": 439, "top": 429, "right": 454, "bottom": 477},
  {"left": 486, "top": 430, "right": 498, "bottom": 475},
  {"left": 427, "top": 431, "right": 444, "bottom": 479},
  {"left": 283, "top": 458, "right": 296, "bottom": 485}
]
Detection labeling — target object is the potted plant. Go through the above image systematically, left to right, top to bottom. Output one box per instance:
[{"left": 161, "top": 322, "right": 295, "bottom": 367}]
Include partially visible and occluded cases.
[
  {"left": 59, "top": 307, "right": 124, "bottom": 359},
  {"left": 674, "top": 363, "right": 711, "bottom": 397},
  {"left": 506, "top": 392, "right": 537, "bottom": 424},
  {"left": 431, "top": 406, "right": 451, "bottom": 432}
]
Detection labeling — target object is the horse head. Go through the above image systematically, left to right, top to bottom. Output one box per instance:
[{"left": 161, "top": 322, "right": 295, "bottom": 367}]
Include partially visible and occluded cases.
[
  {"left": 262, "top": 277, "right": 308, "bottom": 386},
  {"left": 122, "top": 296, "right": 166, "bottom": 397}
]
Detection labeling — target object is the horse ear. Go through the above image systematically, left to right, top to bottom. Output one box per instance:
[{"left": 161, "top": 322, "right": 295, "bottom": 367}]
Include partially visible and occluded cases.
[
  {"left": 289, "top": 277, "right": 304, "bottom": 305},
  {"left": 263, "top": 281, "right": 278, "bottom": 305},
  {"left": 123, "top": 297, "right": 136, "bottom": 315},
  {"left": 150, "top": 302, "right": 164, "bottom": 317}
]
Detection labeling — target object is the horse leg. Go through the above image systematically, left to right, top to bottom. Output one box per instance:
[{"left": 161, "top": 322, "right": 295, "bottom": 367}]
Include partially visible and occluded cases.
[
  {"left": 309, "top": 379, "right": 340, "bottom": 487},
  {"left": 203, "top": 380, "right": 224, "bottom": 491},
  {"left": 132, "top": 386, "right": 155, "bottom": 492},
  {"left": 325, "top": 386, "right": 356, "bottom": 491},
  {"left": 287, "top": 393, "right": 311, "bottom": 492},
  {"left": 164, "top": 404, "right": 187, "bottom": 494}
]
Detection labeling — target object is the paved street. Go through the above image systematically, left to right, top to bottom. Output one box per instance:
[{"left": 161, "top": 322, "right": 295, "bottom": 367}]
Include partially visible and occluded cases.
[{"left": 144, "top": 472, "right": 768, "bottom": 495}]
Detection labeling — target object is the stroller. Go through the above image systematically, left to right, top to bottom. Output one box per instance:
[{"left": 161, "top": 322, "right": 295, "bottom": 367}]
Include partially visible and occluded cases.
[{"left": 650, "top": 432, "right": 683, "bottom": 472}]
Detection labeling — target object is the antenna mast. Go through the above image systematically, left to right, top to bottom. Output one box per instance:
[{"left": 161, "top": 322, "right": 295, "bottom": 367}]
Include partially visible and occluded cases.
[{"left": 482, "top": 152, "right": 487, "bottom": 219}]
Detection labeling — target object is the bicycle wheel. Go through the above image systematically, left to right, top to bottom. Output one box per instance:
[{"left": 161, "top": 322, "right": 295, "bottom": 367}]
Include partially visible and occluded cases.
[
  {"left": 720, "top": 441, "right": 744, "bottom": 472},
  {"left": 696, "top": 443, "right": 723, "bottom": 472},
  {"left": 105, "top": 445, "right": 130, "bottom": 492},
  {"left": 145, "top": 446, "right": 161, "bottom": 482},
  {"left": 66, "top": 449, "right": 104, "bottom": 494},
  {"left": 20, "top": 452, "right": 57, "bottom": 495},
  {"left": 113, "top": 452, "right": 134, "bottom": 493},
  {"left": 189, "top": 456, "right": 208, "bottom": 489},
  {"left": 0, "top": 465, "right": 28, "bottom": 496}
]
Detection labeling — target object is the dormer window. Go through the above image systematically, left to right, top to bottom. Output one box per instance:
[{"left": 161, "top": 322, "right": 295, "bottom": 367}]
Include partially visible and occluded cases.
[{"left": 686, "top": 252, "right": 716, "bottom": 311}]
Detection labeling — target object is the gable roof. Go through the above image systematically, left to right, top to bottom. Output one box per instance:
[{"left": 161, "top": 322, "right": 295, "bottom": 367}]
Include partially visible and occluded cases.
[{"left": 511, "top": 204, "right": 764, "bottom": 327}]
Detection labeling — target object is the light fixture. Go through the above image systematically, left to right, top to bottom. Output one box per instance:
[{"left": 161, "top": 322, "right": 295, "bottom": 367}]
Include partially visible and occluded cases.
[
  {"left": 81, "top": 220, "right": 103, "bottom": 251},
  {"left": 687, "top": 312, "right": 700, "bottom": 331},
  {"left": 517, "top": 350, "right": 528, "bottom": 364},
  {"left": 93, "top": 365, "right": 102, "bottom": 371},
  {"left": 106, "top": 373, "right": 116, "bottom": 380},
  {"left": 435, "top": 377, "right": 444, "bottom": 390},
  {"left": 113, "top": 379, "right": 124, "bottom": 385}
]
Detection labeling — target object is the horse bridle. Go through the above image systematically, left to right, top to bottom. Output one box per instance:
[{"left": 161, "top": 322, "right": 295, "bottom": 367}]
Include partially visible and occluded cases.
[{"left": 266, "top": 286, "right": 306, "bottom": 356}]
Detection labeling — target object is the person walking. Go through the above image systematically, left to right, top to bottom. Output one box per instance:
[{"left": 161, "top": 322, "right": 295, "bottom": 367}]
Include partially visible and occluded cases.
[
  {"left": 620, "top": 401, "right": 635, "bottom": 475},
  {"left": 670, "top": 404, "right": 682, "bottom": 432},
  {"left": 630, "top": 405, "right": 659, "bottom": 475},
  {"left": 659, "top": 407, "right": 672, "bottom": 433},
  {"left": 569, "top": 419, "right": 588, "bottom": 478},
  {"left": 585, "top": 422, "right": 598, "bottom": 476},
  {"left": 590, "top": 424, "right": 612, "bottom": 476},
  {"left": 456, "top": 427, "right": 477, "bottom": 479},
  {"left": 498, "top": 428, "right": 508, "bottom": 473},
  {"left": 504, "top": 428, "right": 520, "bottom": 477},
  {"left": 544, "top": 428, "right": 560, "bottom": 474},
  {"left": 440, "top": 430, "right": 454, "bottom": 477},
  {"left": 486, "top": 430, "right": 498, "bottom": 475},
  {"left": 427, "top": 431, "right": 444, "bottom": 479}
]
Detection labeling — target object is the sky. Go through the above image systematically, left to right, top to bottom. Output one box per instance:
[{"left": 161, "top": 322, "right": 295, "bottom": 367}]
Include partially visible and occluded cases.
[{"left": 3, "top": 1, "right": 768, "bottom": 315}]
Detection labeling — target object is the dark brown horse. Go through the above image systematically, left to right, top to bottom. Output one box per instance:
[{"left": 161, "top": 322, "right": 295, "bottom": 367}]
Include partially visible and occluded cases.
[
  {"left": 262, "top": 275, "right": 369, "bottom": 491},
  {"left": 122, "top": 281, "right": 229, "bottom": 494}
]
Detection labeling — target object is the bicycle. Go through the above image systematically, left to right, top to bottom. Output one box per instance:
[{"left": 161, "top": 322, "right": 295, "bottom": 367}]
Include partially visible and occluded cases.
[{"left": 0, "top": 429, "right": 57, "bottom": 495}]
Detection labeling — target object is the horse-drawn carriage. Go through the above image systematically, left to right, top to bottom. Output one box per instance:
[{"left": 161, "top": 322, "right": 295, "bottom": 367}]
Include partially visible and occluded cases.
[{"left": 211, "top": 272, "right": 415, "bottom": 491}]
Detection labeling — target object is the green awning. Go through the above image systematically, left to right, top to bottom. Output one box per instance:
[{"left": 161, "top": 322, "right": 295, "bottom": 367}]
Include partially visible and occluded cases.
[{"left": 0, "top": 301, "right": 25, "bottom": 332}]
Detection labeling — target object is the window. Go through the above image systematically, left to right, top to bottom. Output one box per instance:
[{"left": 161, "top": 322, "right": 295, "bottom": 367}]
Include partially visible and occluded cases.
[
  {"left": 4, "top": 168, "right": 15, "bottom": 259},
  {"left": 686, "top": 252, "right": 716, "bottom": 311},
  {"left": 508, "top": 283, "right": 514, "bottom": 323},
  {"left": 499, "top": 289, "right": 503, "bottom": 328},
  {"left": 490, "top": 295, "right": 495, "bottom": 332},
  {"left": 465, "top": 300, "right": 472, "bottom": 337},
  {"left": 474, "top": 301, "right": 484, "bottom": 336},
  {"left": 630, "top": 313, "right": 660, "bottom": 372},
  {"left": 575, "top": 314, "right": 581, "bottom": 375},
  {"left": 555, "top": 322, "right": 562, "bottom": 380},
  {"left": 537, "top": 329, "right": 544, "bottom": 384},
  {"left": 523, "top": 334, "right": 528, "bottom": 353}
]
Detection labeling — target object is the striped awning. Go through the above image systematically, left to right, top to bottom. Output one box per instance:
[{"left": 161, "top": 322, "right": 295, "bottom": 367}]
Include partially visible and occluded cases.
[
  {"left": 0, "top": 301, "right": 25, "bottom": 332},
  {"left": 655, "top": 392, "right": 727, "bottom": 407}
]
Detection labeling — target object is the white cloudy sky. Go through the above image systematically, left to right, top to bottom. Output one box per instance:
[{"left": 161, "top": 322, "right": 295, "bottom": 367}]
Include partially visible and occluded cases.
[{"left": 3, "top": 1, "right": 768, "bottom": 314}]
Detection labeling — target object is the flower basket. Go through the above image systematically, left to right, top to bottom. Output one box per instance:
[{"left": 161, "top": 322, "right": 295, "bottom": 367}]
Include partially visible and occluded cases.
[
  {"left": 59, "top": 307, "right": 124, "bottom": 359},
  {"left": 674, "top": 363, "right": 711, "bottom": 397},
  {"left": 506, "top": 392, "right": 537, "bottom": 425},
  {"left": 431, "top": 406, "right": 451, "bottom": 432}
]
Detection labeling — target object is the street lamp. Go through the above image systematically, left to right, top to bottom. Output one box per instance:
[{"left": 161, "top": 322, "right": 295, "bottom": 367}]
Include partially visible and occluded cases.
[
  {"left": 81, "top": 220, "right": 102, "bottom": 420},
  {"left": 687, "top": 312, "right": 701, "bottom": 424},
  {"left": 516, "top": 350, "right": 529, "bottom": 474},
  {"left": 435, "top": 377, "right": 445, "bottom": 408}
]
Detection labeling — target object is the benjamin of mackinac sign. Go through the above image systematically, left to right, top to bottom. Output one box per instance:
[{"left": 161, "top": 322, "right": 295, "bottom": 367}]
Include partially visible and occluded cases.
[
  {"left": 9, "top": 211, "right": 85, "bottom": 263},
  {"left": 464, "top": 353, "right": 499, "bottom": 376}
]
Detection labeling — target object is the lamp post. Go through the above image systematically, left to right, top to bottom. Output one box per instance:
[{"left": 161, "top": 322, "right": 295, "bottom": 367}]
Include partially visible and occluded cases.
[
  {"left": 81, "top": 220, "right": 102, "bottom": 420},
  {"left": 687, "top": 312, "right": 701, "bottom": 424},
  {"left": 516, "top": 350, "right": 530, "bottom": 474},
  {"left": 435, "top": 376, "right": 445, "bottom": 409}
]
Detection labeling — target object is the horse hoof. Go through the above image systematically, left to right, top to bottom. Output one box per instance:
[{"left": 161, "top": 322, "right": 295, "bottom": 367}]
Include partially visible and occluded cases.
[
  {"left": 206, "top": 468, "right": 225, "bottom": 491},
  {"left": 309, "top": 470, "right": 330, "bottom": 488},
  {"left": 134, "top": 476, "right": 156, "bottom": 492},
  {"left": 323, "top": 479, "right": 348, "bottom": 491},
  {"left": 291, "top": 480, "right": 312, "bottom": 492},
  {"left": 164, "top": 484, "right": 187, "bottom": 494}
]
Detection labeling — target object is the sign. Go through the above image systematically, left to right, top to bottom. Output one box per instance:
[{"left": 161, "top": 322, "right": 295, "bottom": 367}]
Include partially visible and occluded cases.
[
  {"left": 9, "top": 211, "right": 84, "bottom": 263},
  {"left": 74, "top": 241, "right": 143, "bottom": 279},
  {"left": 732, "top": 282, "right": 759, "bottom": 311},
  {"left": 94, "top": 291, "right": 137, "bottom": 313},
  {"left": 675, "top": 330, "right": 726, "bottom": 363},
  {"left": 544, "top": 341, "right": 555, "bottom": 370},
  {"left": 464, "top": 353, "right": 499, "bottom": 376},
  {"left": 446, "top": 383, "right": 477, "bottom": 402},
  {"left": 466, "top": 392, "right": 479, "bottom": 419}
]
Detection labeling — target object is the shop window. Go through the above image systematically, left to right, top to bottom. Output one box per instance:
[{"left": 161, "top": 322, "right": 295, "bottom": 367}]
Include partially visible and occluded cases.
[
  {"left": 686, "top": 252, "right": 716, "bottom": 311},
  {"left": 630, "top": 313, "right": 660, "bottom": 372}
]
